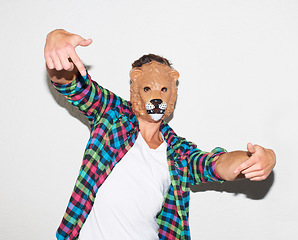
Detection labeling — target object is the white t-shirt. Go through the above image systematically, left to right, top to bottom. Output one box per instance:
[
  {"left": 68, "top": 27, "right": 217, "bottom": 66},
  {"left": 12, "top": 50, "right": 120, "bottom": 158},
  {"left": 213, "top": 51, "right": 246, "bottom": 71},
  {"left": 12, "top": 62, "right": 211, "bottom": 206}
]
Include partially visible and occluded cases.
[{"left": 79, "top": 132, "right": 171, "bottom": 240}]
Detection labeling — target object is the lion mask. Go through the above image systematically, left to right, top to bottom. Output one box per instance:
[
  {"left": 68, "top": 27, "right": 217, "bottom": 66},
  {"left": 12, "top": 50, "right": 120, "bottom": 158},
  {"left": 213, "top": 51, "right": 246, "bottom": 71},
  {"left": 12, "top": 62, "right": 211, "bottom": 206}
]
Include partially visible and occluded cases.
[{"left": 130, "top": 61, "right": 179, "bottom": 123}]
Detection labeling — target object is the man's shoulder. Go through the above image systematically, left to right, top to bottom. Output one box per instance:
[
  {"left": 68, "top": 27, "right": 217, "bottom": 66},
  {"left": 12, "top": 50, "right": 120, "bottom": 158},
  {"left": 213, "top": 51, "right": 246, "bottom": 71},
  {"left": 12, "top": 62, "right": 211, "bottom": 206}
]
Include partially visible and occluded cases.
[{"left": 161, "top": 122, "right": 194, "bottom": 153}]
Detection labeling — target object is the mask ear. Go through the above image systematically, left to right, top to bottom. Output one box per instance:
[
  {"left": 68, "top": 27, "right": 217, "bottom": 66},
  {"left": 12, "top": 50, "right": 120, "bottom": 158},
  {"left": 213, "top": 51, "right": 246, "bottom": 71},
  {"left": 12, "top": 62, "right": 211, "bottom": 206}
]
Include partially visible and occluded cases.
[
  {"left": 130, "top": 69, "right": 143, "bottom": 82},
  {"left": 169, "top": 70, "right": 179, "bottom": 82}
]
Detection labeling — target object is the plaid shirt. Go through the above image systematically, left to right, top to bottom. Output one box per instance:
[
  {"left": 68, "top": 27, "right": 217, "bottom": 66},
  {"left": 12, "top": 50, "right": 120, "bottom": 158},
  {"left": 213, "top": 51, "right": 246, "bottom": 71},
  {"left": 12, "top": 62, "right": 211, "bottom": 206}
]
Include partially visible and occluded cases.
[{"left": 53, "top": 73, "right": 226, "bottom": 240}]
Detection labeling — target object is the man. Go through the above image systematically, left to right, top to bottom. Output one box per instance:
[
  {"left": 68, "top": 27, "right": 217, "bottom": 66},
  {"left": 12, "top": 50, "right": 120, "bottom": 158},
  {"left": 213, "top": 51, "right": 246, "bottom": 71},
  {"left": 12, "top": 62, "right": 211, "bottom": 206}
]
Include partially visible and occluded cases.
[{"left": 44, "top": 29, "right": 276, "bottom": 240}]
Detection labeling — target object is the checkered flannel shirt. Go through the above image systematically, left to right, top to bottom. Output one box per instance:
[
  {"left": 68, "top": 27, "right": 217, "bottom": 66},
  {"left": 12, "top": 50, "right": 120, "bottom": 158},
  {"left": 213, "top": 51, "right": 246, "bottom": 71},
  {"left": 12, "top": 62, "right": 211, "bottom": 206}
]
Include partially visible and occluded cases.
[{"left": 52, "top": 73, "right": 226, "bottom": 240}]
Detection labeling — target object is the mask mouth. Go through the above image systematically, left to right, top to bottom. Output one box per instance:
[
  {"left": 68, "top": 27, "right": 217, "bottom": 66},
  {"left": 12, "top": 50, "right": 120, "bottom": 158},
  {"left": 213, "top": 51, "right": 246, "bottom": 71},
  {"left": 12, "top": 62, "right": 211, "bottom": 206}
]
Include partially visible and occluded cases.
[
  {"left": 145, "top": 100, "right": 167, "bottom": 121},
  {"left": 146, "top": 108, "right": 166, "bottom": 115}
]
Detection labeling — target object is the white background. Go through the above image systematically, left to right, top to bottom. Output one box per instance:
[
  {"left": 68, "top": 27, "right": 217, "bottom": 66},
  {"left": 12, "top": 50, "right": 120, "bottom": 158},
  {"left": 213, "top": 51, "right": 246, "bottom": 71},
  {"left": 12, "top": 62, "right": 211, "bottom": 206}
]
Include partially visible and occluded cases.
[{"left": 0, "top": 0, "right": 297, "bottom": 239}]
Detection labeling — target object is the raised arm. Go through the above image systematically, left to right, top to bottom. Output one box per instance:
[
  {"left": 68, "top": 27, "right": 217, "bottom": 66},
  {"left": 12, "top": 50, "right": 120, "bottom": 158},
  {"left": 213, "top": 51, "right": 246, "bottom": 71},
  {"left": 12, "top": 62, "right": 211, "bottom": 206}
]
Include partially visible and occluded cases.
[
  {"left": 44, "top": 29, "right": 92, "bottom": 84},
  {"left": 44, "top": 29, "right": 127, "bottom": 129},
  {"left": 215, "top": 143, "right": 276, "bottom": 181}
]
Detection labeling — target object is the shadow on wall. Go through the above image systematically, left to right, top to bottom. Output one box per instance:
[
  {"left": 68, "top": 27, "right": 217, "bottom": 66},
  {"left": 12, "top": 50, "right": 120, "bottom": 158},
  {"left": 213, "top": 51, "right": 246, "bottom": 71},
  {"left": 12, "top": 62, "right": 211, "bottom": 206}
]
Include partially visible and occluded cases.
[
  {"left": 45, "top": 67, "right": 92, "bottom": 131},
  {"left": 190, "top": 172, "right": 275, "bottom": 200}
]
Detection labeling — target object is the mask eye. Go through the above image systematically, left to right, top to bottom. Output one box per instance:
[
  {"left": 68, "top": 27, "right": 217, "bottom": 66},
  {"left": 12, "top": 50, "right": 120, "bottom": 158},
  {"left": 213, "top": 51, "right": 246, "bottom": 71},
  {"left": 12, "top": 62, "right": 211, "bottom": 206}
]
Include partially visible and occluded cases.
[
  {"left": 144, "top": 87, "right": 151, "bottom": 92},
  {"left": 161, "top": 87, "right": 167, "bottom": 92}
]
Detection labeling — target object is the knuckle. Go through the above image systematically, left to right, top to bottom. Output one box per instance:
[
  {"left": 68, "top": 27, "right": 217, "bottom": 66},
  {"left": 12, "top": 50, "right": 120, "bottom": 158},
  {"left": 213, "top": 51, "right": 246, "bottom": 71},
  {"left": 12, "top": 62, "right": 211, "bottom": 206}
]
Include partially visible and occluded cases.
[
  {"left": 74, "top": 35, "right": 81, "bottom": 42},
  {"left": 65, "top": 43, "right": 73, "bottom": 51},
  {"left": 56, "top": 47, "right": 63, "bottom": 55},
  {"left": 44, "top": 50, "right": 50, "bottom": 58},
  {"left": 49, "top": 50, "right": 56, "bottom": 58},
  {"left": 47, "top": 63, "right": 54, "bottom": 69},
  {"left": 65, "top": 64, "right": 73, "bottom": 71},
  {"left": 65, "top": 65, "right": 71, "bottom": 70},
  {"left": 254, "top": 154, "right": 261, "bottom": 161},
  {"left": 256, "top": 164, "right": 263, "bottom": 171},
  {"left": 260, "top": 169, "right": 265, "bottom": 175},
  {"left": 260, "top": 175, "right": 266, "bottom": 181}
]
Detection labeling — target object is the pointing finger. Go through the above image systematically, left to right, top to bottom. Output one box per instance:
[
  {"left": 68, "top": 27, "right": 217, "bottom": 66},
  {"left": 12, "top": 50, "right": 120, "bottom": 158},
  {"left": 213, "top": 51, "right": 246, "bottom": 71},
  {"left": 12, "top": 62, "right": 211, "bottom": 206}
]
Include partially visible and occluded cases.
[
  {"left": 234, "top": 157, "right": 254, "bottom": 174},
  {"left": 241, "top": 162, "right": 263, "bottom": 174},
  {"left": 243, "top": 170, "right": 267, "bottom": 180}
]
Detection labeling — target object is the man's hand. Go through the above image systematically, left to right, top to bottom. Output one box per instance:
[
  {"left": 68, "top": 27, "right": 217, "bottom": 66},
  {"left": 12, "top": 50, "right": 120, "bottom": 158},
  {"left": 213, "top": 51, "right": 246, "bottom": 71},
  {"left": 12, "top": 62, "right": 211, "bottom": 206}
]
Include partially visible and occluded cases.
[
  {"left": 44, "top": 29, "right": 92, "bottom": 78},
  {"left": 234, "top": 143, "right": 276, "bottom": 181},
  {"left": 215, "top": 144, "right": 276, "bottom": 181}
]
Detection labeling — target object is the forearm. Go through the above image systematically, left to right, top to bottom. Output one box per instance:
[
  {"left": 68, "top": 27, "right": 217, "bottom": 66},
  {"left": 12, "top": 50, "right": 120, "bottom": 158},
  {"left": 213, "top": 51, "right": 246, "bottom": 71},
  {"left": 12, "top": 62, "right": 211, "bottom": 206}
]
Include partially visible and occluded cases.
[
  {"left": 215, "top": 144, "right": 276, "bottom": 181},
  {"left": 215, "top": 151, "right": 250, "bottom": 181}
]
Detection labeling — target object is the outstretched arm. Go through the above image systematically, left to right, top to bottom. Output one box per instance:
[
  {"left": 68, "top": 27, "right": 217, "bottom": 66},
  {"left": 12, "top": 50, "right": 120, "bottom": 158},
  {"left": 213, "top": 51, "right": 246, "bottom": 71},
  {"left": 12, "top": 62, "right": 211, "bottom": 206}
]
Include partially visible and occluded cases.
[
  {"left": 44, "top": 29, "right": 92, "bottom": 84},
  {"left": 215, "top": 143, "right": 276, "bottom": 181}
]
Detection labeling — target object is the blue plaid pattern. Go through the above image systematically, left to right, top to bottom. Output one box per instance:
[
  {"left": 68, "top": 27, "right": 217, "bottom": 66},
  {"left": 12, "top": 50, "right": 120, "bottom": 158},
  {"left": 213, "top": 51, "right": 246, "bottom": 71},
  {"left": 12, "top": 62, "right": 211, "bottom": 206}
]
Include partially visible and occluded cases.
[{"left": 52, "top": 73, "right": 226, "bottom": 240}]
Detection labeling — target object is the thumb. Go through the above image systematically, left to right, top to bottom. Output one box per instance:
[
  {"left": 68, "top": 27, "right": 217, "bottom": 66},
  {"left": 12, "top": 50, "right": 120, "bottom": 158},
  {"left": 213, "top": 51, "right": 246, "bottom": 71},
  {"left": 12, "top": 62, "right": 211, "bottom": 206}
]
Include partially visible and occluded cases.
[
  {"left": 78, "top": 38, "right": 92, "bottom": 47},
  {"left": 247, "top": 143, "right": 255, "bottom": 154}
]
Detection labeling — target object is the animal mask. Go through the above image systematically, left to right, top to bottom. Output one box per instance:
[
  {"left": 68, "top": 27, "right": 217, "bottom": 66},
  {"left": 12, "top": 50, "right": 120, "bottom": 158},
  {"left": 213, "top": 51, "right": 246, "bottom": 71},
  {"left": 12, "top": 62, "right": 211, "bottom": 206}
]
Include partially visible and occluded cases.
[{"left": 130, "top": 61, "right": 179, "bottom": 123}]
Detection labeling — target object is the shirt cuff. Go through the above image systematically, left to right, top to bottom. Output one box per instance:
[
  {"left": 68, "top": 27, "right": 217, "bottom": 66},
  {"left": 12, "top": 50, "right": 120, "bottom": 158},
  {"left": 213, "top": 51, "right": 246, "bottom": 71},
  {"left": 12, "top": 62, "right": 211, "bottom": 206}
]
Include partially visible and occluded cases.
[
  {"left": 51, "top": 72, "right": 89, "bottom": 96},
  {"left": 209, "top": 147, "right": 227, "bottom": 182}
]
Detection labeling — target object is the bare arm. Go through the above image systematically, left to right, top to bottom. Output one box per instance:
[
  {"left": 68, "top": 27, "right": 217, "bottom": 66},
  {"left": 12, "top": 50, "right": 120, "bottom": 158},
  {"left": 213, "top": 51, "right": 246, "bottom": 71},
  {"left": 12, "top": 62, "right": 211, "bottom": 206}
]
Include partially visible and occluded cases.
[
  {"left": 44, "top": 29, "right": 92, "bottom": 84},
  {"left": 215, "top": 143, "right": 276, "bottom": 181}
]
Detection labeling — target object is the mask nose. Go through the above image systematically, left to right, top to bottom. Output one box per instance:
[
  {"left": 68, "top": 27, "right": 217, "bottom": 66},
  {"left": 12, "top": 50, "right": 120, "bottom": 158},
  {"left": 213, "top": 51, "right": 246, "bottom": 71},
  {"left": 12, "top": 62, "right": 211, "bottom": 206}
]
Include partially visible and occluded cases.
[{"left": 150, "top": 99, "right": 162, "bottom": 107}]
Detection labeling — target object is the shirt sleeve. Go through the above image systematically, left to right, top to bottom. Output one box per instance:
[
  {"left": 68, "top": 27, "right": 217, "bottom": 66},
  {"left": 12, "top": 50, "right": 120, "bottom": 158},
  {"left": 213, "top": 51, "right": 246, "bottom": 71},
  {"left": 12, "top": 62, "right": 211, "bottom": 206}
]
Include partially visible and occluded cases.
[
  {"left": 52, "top": 73, "right": 124, "bottom": 128},
  {"left": 188, "top": 144, "right": 227, "bottom": 184}
]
